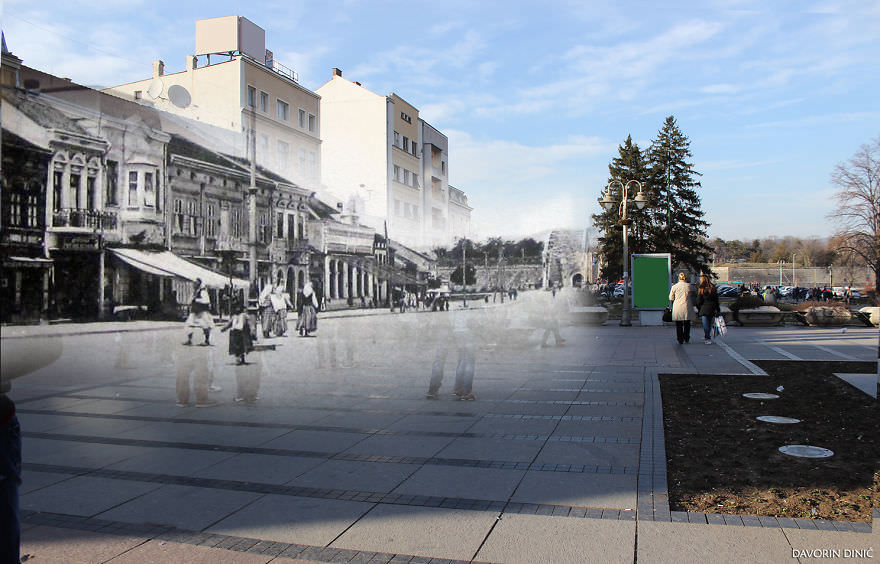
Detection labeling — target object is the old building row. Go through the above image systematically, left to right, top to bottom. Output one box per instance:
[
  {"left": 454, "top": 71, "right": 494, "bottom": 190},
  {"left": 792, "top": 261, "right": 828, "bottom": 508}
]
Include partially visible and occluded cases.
[{"left": 1, "top": 36, "right": 435, "bottom": 324}]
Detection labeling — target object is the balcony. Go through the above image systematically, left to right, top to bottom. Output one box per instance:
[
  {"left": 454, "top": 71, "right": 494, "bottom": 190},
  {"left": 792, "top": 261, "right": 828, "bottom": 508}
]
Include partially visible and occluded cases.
[{"left": 52, "top": 208, "right": 117, "bottom": 231}]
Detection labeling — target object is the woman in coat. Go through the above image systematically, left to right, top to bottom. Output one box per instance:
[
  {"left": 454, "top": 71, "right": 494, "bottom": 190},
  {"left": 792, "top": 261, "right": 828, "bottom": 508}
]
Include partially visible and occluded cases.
[
  {"left": 668, "top": 272, "right": 693, "bottom": 344},
  {"left": 696, "top": 275, "right": 721, "bottom": 344}
]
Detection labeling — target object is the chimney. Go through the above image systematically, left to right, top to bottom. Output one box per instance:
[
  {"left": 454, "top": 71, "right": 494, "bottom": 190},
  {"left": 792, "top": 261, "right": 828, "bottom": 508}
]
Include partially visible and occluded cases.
[
  {"left": 186, "top": 55, "right": 198, "bottom": 72},
  {"left": 153, "top": 60, "right": 165, "bottom": 78},
  {"left": 332, "top": 67, "right": 342, "bottom": 78}
]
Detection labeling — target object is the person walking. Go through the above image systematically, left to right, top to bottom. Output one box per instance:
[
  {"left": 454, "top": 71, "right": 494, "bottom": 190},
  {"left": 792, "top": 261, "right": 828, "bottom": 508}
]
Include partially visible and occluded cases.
[
  {"left": 669, "top": 272, "right": 693, "bottom": 344},
  {"left": 696, "top": 275, "right": 721, "bottom": 344},
  {"left": 183, "top": 278, "right": 214, "bottom": 346},
  {"left": 258, "top": 280, "right": 275, "bottom": 338},
  {"left": 297, "top": 281, "right": 319, "bottom": 337},
  {"left": 220, "top": 300, "right": 254, "bottom": 365},
  {"left": 426, "top": 308, "right": 476, "bottom": 401}
]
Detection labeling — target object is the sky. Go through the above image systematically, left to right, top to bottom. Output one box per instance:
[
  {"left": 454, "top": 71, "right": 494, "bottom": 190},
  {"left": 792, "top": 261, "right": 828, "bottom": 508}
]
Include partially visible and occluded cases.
[{"left": 3, "top": 0, "right": 879, "bottom": 243}]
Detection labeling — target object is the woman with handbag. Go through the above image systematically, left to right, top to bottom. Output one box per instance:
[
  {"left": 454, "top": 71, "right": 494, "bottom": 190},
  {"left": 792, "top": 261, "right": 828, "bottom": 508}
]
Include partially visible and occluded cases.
[
  {"left": 668, "top": 272, "right": 693, "bottom": 344},
  {"left": 696, "top": 275, "right": 721, "bottom": 344},
  {"left": 296, "top": 281, "right": 319, "bottom": 337}
]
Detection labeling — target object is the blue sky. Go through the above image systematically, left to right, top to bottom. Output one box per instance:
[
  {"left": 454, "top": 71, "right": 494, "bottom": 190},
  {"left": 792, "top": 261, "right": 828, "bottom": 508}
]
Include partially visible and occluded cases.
[{"left": 3, "top": 0, "right": 879, "bottom": 242}]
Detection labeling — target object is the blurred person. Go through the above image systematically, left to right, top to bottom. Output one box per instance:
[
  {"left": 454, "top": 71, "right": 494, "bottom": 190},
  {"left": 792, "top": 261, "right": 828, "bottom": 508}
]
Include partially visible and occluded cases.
[
  {"left": 669, "top": 272, "right": 693, "bottom": 344},
  {"left": 696, "top": 275, "right": 721, "bottom": 344},
  {"left": 183, "top": 278, "right": 214, "bottom": 345},
  {"left": 540, "top": 292, "right": 566, "bottom": 348},
  {"left": 426, "top": 308, "right": 477, "bottom": 401},
  {"left": 176, "top": 337, "right": 217, "bottom": 407},
  {"left": 0, "top": 389, "right": 20, "bottom": 564}
]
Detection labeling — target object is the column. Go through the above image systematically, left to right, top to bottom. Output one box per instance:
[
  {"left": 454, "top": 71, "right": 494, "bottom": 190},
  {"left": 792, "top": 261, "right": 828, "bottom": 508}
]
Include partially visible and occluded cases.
[
  {"left": 98, "top": 249, "right": 106, "bottom": 319},
  {"left": 324, "top": 256, "right": 331, "bottom": 300},
  {"left": 330, "top": 259, "right": 338, "bottom": 299},
  {"left": 341, "top": 261, "right": 349, "bottom": 299},
  {"left": 367, "top": 271, "right": 373, "bottom": 298}
]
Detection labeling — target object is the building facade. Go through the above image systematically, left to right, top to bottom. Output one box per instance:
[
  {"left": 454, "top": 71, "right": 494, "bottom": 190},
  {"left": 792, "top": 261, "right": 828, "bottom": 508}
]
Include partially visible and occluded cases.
[{"left": 104, "top": 16, "right": 322, "bottom": 195}]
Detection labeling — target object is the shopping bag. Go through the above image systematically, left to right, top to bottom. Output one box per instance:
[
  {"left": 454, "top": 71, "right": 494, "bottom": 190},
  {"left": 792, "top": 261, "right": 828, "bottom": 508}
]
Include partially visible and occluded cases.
[
  {"left": 662, "top": 307, "right": 672, "bottom": 322},
  {"left": 714, "top": 315, "right": 727, "bottom": 337}
]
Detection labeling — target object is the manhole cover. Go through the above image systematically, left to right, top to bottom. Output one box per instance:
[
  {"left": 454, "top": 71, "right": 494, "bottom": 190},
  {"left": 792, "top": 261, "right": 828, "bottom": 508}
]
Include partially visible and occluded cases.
[
  {"left": 743, "top": 393, "right": 780, "bottom": 400},
  {"left": 757, "top": 416, "right": 801, "bottom": 424},
  {"left": 779, "top": 445, "right": 834, "bottom": 458}
]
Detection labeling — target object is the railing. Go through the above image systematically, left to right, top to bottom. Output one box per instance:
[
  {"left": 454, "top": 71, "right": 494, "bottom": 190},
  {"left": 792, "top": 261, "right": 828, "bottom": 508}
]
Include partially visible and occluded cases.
[
  {"left": 271, "top": 60, "right": 298, "bottom": 82},
  {"left": 52, "top": 208, "right": 117, "bottom": 230}
]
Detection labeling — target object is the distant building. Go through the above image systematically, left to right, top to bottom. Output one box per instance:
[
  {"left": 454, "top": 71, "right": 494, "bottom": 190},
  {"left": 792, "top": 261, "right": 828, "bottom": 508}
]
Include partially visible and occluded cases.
[{"left": 447, "top": 185, "right": 472, "bottom": 245}]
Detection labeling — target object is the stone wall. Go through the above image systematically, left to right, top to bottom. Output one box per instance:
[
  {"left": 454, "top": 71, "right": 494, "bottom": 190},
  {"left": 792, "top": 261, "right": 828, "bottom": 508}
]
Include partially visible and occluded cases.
[{"left": 711, "top": 265, "right": 873, "bottom": 288}]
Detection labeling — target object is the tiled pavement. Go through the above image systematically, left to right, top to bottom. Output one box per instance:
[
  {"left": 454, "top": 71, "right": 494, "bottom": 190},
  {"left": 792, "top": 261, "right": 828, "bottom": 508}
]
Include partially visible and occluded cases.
[{"left": 4, "top": 301, "right": 877, "bottom": 563}]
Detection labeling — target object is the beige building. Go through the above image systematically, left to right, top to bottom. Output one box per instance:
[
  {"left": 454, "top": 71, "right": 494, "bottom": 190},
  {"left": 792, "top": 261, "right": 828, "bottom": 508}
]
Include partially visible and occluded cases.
[
  {"left": 104, "top": 16, "right": 321, "bottom": 194},
  {"left": 447, "top": 185, "right": 472, "bottom": 243}
]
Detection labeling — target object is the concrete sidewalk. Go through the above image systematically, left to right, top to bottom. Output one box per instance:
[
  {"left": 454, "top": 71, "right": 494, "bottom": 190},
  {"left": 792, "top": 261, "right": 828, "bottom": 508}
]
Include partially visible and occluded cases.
[{"left": 9, "top": 311, "right": 878, "bottom": 563}]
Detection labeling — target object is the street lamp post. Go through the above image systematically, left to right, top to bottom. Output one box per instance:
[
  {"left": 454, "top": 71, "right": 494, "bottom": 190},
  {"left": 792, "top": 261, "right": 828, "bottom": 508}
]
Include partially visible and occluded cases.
[{"left": 598, "top": 179, "right": 649, "bottom": 327}]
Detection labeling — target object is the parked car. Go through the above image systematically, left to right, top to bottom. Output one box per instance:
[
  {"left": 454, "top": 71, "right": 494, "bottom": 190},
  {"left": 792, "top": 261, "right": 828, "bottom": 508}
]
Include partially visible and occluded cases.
[{"left": 717, "top": 285, "right": 741, "bottom": 298}]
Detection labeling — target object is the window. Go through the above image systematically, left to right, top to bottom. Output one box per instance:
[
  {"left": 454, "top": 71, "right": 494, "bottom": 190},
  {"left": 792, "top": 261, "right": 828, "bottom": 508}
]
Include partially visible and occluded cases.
[
  {"left": 247, "top": 85, "right": 256, "bottom": 108},
  {"left": 134, "top": 91, "right": 142, "bottom": 100},
  {"left": 259, "top": 91, "right": 268, "bottom": 112},
  {"left": 277, "top": 99, "right": 289, "bottom": 121},
  {"left": 298, "top": 109, "right": 306, "bottom": 128},
  {"left": 308, "top": 113, "right": 315, "bottom": 132},
  {"left": 393, "top": 131, "right": 400, "bottom": 147},
  {"left": 260, "top": 134, "right": 269, "bottom": 155},
  {"left": 403, "top": 136, "right": 409, "bottom": 152},
  {"left": 277, "top": 140, "right": 290, "bottom": 171},
  {"left": 411, "top": 141, "right": 417, "bottom": 156},
  {"left": 299, "top": 148, "right": 307, "bottom": 173},
  {"left": 308, "top": 151, "right": 316, "bottom": 179},
  {"left": 106, "top": 161, "right": 118, "bottom": 205},
  {"left": 441, "top": 161, "right": 447, "bottom": 175},
  {"left": 393, "top": 165, "right": 400, "bottom": 182},
  {"left": 403, "top": 170, "right": 410, "bottom": 185},
  {"left": 53, "top": 171, "right": 63, "bottom": 211},
  {"left": 127, "top": 171, "right": 138, "bottom": 207},
  {"left": 144, "top": 172, "right": 155, "bottom": 207},
  {"left": 412, "top": 173, "right": 419, "bottom": 189},
  {"left": 86, "top": 177, "right": 96, "bottom": 209},
  {"left": 173, "top": 199, "right": 184, "bottom": 233},
  {"left": 394, "top": 199, "right": 401, "bottom": 216},
  {"left": 186, "top": 200, "right": 198, "bottom": 236},
  {"left": 205, "top": 203, "right": 216, "bottom": 238},
  {"left": 231, "top": 207, "right": 243, "bottom": 238},
  {"left": 258, "top": 212, "right": 269, "bottom": 243},
  {"left": 276, "top": 212, "right": 284, "bottom": 239},
  {"left": 288, "top": 214, "right": 297, "bottom": 242}
]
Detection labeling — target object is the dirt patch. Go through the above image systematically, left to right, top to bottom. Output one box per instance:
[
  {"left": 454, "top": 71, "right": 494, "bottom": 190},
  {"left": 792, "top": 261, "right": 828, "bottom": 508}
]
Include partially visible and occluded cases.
[{"left": 660, "top": 361, "right": 879, "bottom": 522}]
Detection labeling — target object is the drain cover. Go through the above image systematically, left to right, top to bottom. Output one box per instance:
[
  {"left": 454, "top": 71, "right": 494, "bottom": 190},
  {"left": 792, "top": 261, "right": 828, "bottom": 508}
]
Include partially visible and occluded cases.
[
  {"left": 743, "top": 393, "right": 780, "bottom": 400},
  {"left": 757, "top": 416, "right": 800, "bottom": 424},
  {"left": 779, "top": 445, "right": 834, "bottom": 458}
]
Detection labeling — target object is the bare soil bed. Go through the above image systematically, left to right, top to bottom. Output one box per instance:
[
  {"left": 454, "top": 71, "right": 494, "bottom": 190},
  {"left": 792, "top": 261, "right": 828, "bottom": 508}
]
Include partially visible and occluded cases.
[{"left": 660, "top": 360, "right": 879, "bottom": 522}]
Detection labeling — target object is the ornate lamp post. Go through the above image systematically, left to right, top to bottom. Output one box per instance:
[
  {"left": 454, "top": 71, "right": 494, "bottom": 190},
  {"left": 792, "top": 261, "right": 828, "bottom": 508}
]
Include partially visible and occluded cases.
[{"left": 598, "top": 180, "right": 649, "bottom": 326}]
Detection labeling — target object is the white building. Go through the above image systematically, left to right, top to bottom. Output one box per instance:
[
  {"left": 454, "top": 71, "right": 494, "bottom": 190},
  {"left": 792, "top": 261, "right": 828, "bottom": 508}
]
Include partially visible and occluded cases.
[
  {"left": 104, "top": 16, "right": 322, "bottom": 195},
  {"left": 317, "top": 68, "right": 470, "bottom": 250}
]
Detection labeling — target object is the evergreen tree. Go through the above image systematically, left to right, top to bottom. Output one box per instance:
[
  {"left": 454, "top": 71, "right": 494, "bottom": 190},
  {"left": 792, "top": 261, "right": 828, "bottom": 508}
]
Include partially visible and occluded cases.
[
  {"left": 645, "top": 116, "right": 713, "bottom": 273},
  {"left": 592, "top": 135, "right": 648, "bottom": 281}
]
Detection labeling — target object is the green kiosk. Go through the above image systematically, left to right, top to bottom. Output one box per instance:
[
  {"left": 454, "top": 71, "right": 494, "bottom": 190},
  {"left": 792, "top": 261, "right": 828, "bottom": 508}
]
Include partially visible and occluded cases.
[{"left": 631, "top": 253, "right": 671, "bottom": 325}]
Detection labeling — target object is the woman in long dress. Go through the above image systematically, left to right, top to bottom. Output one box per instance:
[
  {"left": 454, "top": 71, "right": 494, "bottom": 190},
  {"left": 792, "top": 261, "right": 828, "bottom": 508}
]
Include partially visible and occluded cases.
[{"left": 296, "top": 281, "right": 319, "bottom": 337}]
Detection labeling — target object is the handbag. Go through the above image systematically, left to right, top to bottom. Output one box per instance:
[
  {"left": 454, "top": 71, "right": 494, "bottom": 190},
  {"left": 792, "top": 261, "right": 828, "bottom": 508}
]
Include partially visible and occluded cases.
[
  {"left": 662, "top": 307, "right": 672, "bottom": 322},
  {"left": 713, "top": 315, "right": 728, "bottom": 337}
]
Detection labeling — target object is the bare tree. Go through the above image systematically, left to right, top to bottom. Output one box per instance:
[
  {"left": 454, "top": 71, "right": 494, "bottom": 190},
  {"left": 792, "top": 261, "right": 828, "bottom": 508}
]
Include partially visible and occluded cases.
[{"left": 828, "top": 137, "right": 880, "bottom": 302}]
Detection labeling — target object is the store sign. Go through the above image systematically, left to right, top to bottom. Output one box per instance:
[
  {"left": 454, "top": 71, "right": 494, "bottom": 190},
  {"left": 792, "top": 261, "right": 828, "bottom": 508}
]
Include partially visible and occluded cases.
[
  {"left": 2, "top": 231, "right": 43, "bottom": 246},
  {"left": 61, "top": 235, "right": 100, "bottom": 250}
]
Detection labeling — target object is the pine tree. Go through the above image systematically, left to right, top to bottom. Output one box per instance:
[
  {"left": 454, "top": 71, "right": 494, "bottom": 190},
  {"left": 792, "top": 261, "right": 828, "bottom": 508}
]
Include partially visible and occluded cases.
[
  {"left": 645, "top": 116, "right": 713, "bottom": 273},
  {"left": 592, "top": 135, "right": 648, "bottom": 281}
]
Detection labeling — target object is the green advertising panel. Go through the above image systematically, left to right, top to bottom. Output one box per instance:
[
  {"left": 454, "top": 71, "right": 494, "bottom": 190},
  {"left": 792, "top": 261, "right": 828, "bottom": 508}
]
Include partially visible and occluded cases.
[{"left": 632, "top": 253, "right": 671, "bottom": 309}]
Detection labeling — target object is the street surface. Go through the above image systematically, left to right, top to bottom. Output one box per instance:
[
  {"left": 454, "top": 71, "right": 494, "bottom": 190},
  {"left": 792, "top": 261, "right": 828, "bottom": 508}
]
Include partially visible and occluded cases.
[{"left": 2, "top": 290, "right": 877, "bottom": 563}]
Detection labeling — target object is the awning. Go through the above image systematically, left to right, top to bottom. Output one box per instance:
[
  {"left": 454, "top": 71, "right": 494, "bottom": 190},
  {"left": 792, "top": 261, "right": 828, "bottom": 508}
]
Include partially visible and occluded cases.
[
  {"left": 109, "top": 248, "right": 249, "bottom": 289},
  {"left": 3, "top": 256, "right": 54, "bottom": 268}
]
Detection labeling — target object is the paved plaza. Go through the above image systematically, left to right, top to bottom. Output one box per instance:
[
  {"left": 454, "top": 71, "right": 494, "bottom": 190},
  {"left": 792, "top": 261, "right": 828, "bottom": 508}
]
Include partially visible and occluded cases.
[{"left": 2, "top": 294, "right": 877, "bottom": 563}]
